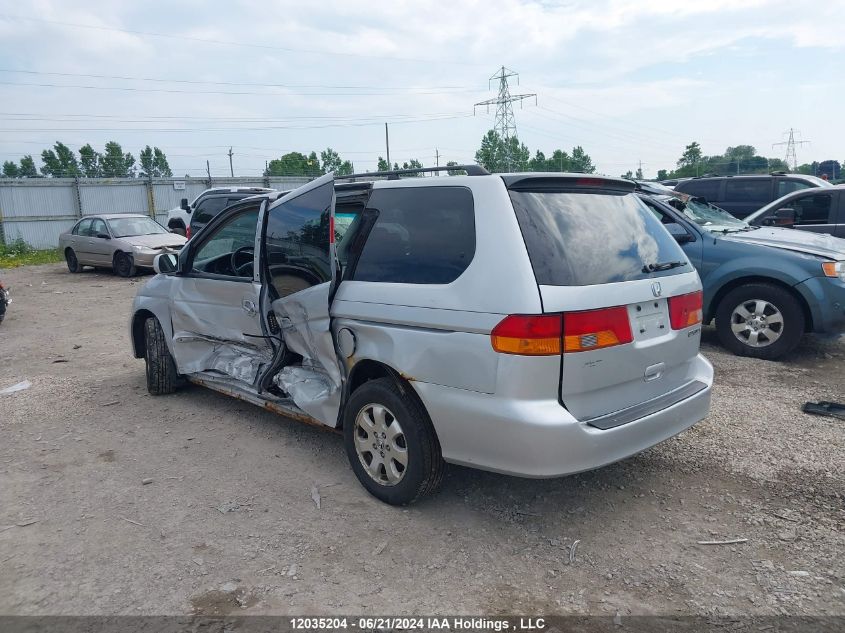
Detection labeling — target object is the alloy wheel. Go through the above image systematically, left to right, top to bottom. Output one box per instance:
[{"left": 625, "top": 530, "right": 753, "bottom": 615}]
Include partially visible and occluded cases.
[
  {"left": 729, "top": 299, "right": 784, "bottom": 348},
  {"left": 353, "top": 403, "right": 408, "bottom": 486}
]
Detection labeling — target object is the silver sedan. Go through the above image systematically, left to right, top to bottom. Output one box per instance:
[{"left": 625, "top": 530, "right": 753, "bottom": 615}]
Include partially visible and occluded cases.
[{"left": 58, "top": 214, "right": 187, "bottom": 277}]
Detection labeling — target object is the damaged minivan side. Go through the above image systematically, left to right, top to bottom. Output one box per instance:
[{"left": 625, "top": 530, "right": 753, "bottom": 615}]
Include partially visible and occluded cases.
[{"left": 131, "top": 169, "right": 713, "bottom": 505}]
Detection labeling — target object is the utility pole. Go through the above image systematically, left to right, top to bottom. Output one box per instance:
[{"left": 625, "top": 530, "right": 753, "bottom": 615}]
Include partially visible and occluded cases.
[
  {"left": 474, "top": 66, "right": 536, "bottom": 171},
  {"left": 385, "top": 123, "right": 391, "bottom": 169},
  {"left": 773, "top": 128, "right": 810, "bottom": 172},
  {"left": 228, "top": 147, "right": 234, "bottom": 177},
  {"left": 435, "top": 148, "right": 440, "bottom": 168},
  {"left": 206, "top": 160, "right": 211, "bottom": 180}
]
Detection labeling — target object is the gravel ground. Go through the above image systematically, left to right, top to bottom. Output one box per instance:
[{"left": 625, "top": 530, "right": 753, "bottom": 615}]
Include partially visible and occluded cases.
[{"left": 0, "top": 263, "right": 843, "bottom": 617}]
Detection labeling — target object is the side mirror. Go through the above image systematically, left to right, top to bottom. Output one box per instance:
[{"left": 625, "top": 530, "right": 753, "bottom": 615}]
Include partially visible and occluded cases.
[
  {"left": 180, "top": 198, "right": 190, "bottom": 212},
  {"left": 773, "top": 207, "right": 796, "bottom": 226},
  {"left": 665, "top": 222, "right": 693, "bottom": 244},
  {"left": 96, "top": 233, "right": 110, "bottom": 240},
  {"left": 153, "top": 253, "right": 178, "bottom": 275}
]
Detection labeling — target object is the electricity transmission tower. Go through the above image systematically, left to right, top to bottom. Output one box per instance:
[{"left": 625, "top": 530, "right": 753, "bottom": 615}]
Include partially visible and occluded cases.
[
  {"left": 474, "top": 66, "right": 536, "bottom": 170},
  {"left": 773, "top": 128, "right": 810, "bottom": 172}
]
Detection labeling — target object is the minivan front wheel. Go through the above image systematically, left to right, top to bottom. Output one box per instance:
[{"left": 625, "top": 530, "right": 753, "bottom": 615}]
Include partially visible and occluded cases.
[
  {"left": 715, "top": 283, "right": 804, "bottom": 360},
  {"left": 343, "top": 377, "right": 444, "bottom": 505}
]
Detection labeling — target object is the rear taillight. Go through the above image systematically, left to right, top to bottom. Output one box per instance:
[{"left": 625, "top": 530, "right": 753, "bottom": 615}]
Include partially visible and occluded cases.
[
  {"left": 669, "top": 291, "right": 703, "bottom": 330},
  {"left": 491, "top": 306, "right": 635, "bottom": 355},
  {"left": 563, "top": 306, "right": 633, "bottom": 353},
  {"left": 491, "top": 314, "right": 561, "bottom": 356}
]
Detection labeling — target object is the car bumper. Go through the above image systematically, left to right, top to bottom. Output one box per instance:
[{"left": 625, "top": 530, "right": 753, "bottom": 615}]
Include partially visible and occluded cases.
[
  {"left": 131, "top": 250, "right": 178, "bottom": 268},
  {"left": 795, "top": 276, "right": 845, "bottom": 333},
  {"left": 414, "top": 354, "right": 713, "bottom": 478}
]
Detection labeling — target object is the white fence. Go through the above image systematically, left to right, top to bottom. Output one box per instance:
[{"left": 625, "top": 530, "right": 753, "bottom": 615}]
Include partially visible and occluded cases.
[{"left": 0, "top": 176, "right": 312, "bottom": 248}]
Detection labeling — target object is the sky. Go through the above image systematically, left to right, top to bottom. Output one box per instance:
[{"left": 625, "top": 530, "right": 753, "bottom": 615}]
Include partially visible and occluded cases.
[{"left": 0, "top": 0, "right": 842, "bottom": 179}]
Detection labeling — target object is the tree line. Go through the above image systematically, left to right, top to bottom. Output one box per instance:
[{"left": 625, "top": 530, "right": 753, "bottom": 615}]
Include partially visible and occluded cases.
[
  {"left": 474, "top": 130, "right": 595, "bottom": 173},
  {"left": 2, "top": 141, "right": 172, "bottom": 178},
  {"left": 656, "top": 142, "right": 842, "bottom": 181}
]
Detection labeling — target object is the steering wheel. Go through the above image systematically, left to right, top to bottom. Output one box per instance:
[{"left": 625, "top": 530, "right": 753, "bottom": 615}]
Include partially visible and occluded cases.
[{"left": 231, "top": 246, "right": 254, "bottom": 277}]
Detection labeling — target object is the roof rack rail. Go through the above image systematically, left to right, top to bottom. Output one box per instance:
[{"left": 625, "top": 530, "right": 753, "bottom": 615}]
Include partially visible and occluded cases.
[{"left": 336, "top": 164, "right": 489, "bottom": 181}]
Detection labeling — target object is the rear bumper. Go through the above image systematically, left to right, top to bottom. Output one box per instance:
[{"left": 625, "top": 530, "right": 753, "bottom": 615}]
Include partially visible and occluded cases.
[
  {"left": 796, "top": 276, "right": 845, "bottom": 333},
  {"left": 414, "top": 354, "right": 713, "bottom": 478}
]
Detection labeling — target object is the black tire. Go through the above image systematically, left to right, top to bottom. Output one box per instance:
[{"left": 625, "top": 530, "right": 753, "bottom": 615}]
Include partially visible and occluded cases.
[
  {"left": 169, "top": 224, "right": 186, "bottom": 237},
  {"left": 65, "top": 248, "right": 82, "bottom": 273},
  {"left": 113, "top": 251, "right": 136, "bottom": 278},
  {"left": 715, "top": 282, "right": 805, "bottom": 360},
  {"left": 144, "top": 317, "right": 179, "bottom": 395},
  {"left": 343, "top": 377, "right": 444, "bottom": 505}
]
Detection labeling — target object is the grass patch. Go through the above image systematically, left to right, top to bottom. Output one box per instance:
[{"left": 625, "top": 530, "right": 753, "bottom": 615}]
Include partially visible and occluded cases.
[{"left": 0, "top": 239, "right": 63, "bottom": 269}]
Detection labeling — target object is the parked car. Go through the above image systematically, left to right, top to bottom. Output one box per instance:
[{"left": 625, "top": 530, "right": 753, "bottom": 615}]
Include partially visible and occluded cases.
[
  {"left": 130, "top": 168, "right": 713, "bottom": 505},
  {"left": 674, "top": 174, "right": 832, "bottom": 219},
  {"left": 744, "top": 185, "right": 845, "bottom": 238},
  {"left": 165, "top": 187, "right": 274, "bottom": 237},
  {"left": 188, "top": 188, "right": 285, "bottom": 239},
  {"left": 637, "top": 189, "right": 845, "bottom": 359},
  {"left": 59, "top": 214, "right": 187, "bottom": 277},
  {"left": 0, "top": 278, "right": 9, "bottom": 324}
]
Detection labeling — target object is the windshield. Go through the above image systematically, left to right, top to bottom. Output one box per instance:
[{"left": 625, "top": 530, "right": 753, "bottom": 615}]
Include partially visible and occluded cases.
[
  {"left": 668, "top": 196, "right": 749, "bottom": 232},
  {"left": 108, "top": 216, "right": 169, "bottom": 238}
]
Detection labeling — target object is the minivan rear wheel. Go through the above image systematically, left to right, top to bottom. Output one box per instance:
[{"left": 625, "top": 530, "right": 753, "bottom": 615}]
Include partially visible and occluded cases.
[
  {"left": 715, "top": 283, "right": 804, "bottom": 360},
  {"left": 144, "top": 317, "right": 179, "bottom": 395},
  {"left": 343, "top": 377, "right": 444, "bottom": 505}
]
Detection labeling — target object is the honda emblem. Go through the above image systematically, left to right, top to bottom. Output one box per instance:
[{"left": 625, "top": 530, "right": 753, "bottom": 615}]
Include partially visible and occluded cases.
[{"left": 651, "top": 282, "right": 662, "bottom": 298}]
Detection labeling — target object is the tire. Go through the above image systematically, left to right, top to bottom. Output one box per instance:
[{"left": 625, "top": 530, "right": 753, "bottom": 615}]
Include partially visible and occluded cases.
[
  {"left": 169, "top": 224, "right": 186, "bottom": 237},
  {"left": 65, "top": 248, "right": 82, "bottom": 273},
  {"left": 113, "top": 252, "right": 136, "bottom": 278},
  {"left": 715, "top": 283, "right": 805, "bottom": 360},
  {"left": 144, "top": 317, "right": 179, "bottom": 395},
  {"left": 343, "top": 377, "right": 444, "bottom": 505}
]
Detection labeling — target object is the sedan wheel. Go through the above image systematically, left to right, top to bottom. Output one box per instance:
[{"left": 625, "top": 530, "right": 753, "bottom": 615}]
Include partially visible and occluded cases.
[
  {"left": 65, "top": 249, "right": 82, "bottom": 273},
  {"left": 113, "top": 252, "right": 136, "bottom": 278},
  {"left": 729, "top": 299, "right": 784, "bottom": 348},
  {"left": 353, "top": 403, "right": 408, "bottom": 486}
]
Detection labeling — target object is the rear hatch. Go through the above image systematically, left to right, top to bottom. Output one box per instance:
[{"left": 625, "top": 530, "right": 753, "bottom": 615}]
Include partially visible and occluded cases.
[{"left": 506, "top": 176, "right": 705, "bottom": 424}]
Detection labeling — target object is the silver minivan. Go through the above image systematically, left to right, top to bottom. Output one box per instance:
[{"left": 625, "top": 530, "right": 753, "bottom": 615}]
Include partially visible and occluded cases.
[{"left": 130, "top": 168, "right": 713, "bottom": 505}]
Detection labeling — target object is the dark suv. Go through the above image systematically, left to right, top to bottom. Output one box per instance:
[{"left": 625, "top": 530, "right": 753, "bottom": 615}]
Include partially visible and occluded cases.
[
  {"left": 675, "top": 174, "right": 832, "bottom": 219},
  {"left": 187, "top": 188, "right": 274, "bottom": 238}
]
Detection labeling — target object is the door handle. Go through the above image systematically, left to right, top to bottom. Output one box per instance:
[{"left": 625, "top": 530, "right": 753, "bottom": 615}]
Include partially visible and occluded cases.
[{"left": 242, "top": 299, "right": 257, "bottom": 315}]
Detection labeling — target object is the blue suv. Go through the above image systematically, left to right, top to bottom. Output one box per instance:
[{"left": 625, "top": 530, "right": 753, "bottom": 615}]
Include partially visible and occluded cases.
[{"left": 637, "top": 184, "right": 845, "bottom": 359}]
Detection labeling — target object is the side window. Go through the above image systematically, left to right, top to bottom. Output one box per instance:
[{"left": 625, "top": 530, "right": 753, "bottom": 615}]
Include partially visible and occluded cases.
[
  {"left": 725, "top": 179, "right": 770, "bottom": 203},
  {"left": 777, "top": 179, "right": 812, "bottom": 198},
  {"left": 683, "top": 180, "right": 721, "bottom": 201},
  {"left": 265, "top": 183, "right": 333, "bottom": 297},
  {"left": 353, "top": 187, "right": 475, "bottom": 285},
  {"left": 792, "top": 194, "right": 833, "bottom": 225},
  {"left": 192, "top": 197, "right": 230, "bottom": 227},
  {"left": 191, "top": 209, "right": 259, "bottom": 278},
  {"left": 90, "top": 218, "right": 108, "bottom": 237},
  {"left": 74, "top": 219, "right": 92, "bottom": 236}
]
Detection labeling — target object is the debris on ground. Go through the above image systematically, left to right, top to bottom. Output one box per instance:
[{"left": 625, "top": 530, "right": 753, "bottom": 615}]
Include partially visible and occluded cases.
[
  {"left": 0, "top": 380, "right": 31, "bottom": 395},
  {"left": 802, "top": 401, "right": 845, "bottom": 420},
  {"left": 141, "top": 478, "right": 153, "bottom": 485},
  {"left": 310, "top": 485, "right": 321, "bottom": 509},
  {"left": 697, "top": 538, "right": 748, "bottom": 545}
]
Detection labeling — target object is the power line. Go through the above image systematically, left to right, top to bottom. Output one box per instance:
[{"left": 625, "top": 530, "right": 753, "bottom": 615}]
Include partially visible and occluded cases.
[
  {"left": 0, "top": 14, "right": 484, "bottom": 66},
  {"left": 474, "top": 66, "right": 536, "bottom": 170},
  {"left": 773, "top": 128, "right": 810, "bottom": 172}
]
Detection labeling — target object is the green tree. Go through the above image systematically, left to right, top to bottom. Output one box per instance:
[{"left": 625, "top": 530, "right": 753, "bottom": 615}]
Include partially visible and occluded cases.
[
  {"left": 475, "top": 130, "right": 505, "bottom": 172},
  {"left": 41, "top": 141, "right": 80, "bottom": 177},
  {"left": 100, "top": 142, "right": 135, "bottom": 177},
  {"left": 677, "top": 142, "right": 702, "bottom": 169},
  {"left": 79, "top": 144, "right": 101, "bottom": 177},
  {"left": 138, "top": 146, "right": 173, "bottom": 177},
  {"left": 570, "top": 146, "right": 595, "bottom": 173},
  {"left": 153, "top": 147, "right": 172, "bottom": 177},
  {"left": 319, "top": 147, "right": 354, "bottom": 176},
  {"left": 548, "top": 149, "right": 571, "bottom": 172},
  {"left": 527, "top": 150, "right": 547, "bottom": 171},
  {"left": 265, "top": 151, "right": 322, "bottom": 177},
  {"left": 19, "top": 155, "right": 38, "bottom": 178},
  {"left": 376, "top": 156, "right": 390, "bottom": 172},
  {"left": 767, "top": 158, "right": 789, "bottom": 173},
  {"left": 445, "top": 160, "right": 465, "bottom": 176},
  {"left": 3, "top": 161, "right": 19, "bottom": 177},
  {"left": 635, "top": 166, "right": 644, "bottom": 180},
  {"left": 656, "top": 169, "right": 669, "bottom": 180},
  {"left": 622, "top": 170, "right": 633, "bottom": 179}
]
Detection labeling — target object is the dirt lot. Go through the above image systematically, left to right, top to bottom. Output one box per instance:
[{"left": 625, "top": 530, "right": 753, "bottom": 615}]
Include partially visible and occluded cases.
[{"left": 1, "top": 263, "right": 843, "bottom": 617}]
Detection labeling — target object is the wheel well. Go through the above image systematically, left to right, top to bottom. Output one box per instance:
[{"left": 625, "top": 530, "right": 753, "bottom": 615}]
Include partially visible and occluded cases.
[
  {"left": 168, "top": 219, "right": 185, "bottom": 229},
  {"left": 64, "top": 246, "right": 74, "bottom": 256},
  {"left": 708, "top": 276, "right": 813, "bottom": 332},
  {"left": 131, "top": 310, "right": 155, "bottom": 358},
  {"left": 343, "top": 359, "right": 420, "bottom": 428}
]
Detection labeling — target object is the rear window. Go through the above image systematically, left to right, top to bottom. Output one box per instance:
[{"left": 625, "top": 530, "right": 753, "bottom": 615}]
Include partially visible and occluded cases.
[
  {"left": 725, "top": 179, "right": 770, "bottom": 203},
  {"left": 509, "top": 191, "right": 689, "bottom": 286},
  {"left": 192, "top": 197, "right": 230, "bottom": 227}
]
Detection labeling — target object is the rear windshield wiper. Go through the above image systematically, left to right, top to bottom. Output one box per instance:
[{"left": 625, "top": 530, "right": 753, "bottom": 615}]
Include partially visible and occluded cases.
[{"left": 642, "top": 261, "right": 687, "bottom": 273}]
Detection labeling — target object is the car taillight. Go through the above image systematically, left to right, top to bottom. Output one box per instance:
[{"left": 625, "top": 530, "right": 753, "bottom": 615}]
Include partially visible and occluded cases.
[
  {"left": 185, "top": 226, "right": 191, "bottom": 239},
  {"left": 669, "top": 290, "right": 703, "bottom": 330},
  {"left": 563, "top": 306, "right": 633, "bottom": 353},
  {"left": 491, "top": 314, "right": 561, "bottom": 355}
]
